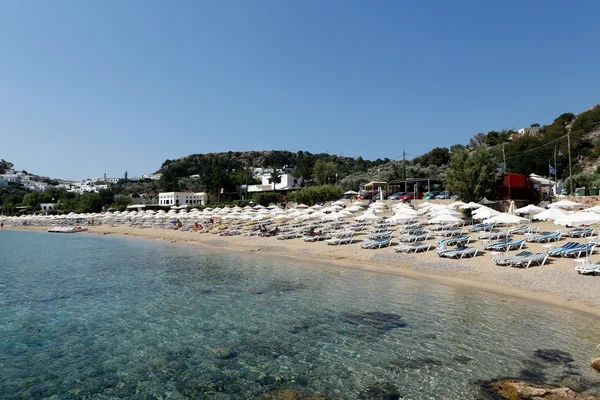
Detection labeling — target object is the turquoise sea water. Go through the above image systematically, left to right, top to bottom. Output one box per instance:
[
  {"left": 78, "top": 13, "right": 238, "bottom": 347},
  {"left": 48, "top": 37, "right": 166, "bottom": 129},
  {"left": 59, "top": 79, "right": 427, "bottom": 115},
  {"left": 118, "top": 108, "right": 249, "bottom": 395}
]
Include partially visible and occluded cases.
[{"left": 1, "top": 230, "right": 599, "bottom": 399}]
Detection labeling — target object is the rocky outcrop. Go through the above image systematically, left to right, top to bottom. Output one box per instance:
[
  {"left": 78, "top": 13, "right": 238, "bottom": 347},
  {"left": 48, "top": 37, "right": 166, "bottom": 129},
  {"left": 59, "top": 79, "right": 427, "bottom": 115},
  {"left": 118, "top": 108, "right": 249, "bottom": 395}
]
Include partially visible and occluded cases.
[{"left": 490, "top": 379, "right": 599, "bottom": 400}]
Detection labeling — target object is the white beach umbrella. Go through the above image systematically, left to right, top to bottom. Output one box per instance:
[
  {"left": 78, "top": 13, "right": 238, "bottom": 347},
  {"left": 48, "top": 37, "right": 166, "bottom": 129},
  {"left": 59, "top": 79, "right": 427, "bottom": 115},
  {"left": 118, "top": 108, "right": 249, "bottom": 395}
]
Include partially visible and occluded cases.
[
  {"left": 332, "top": 200, "right": 346, "bottom": 206},
  {"left": 548, "top": 200, "right": 583, "bottom": 209},
  {"left": 449, "top": 201, "right": 466, "bottom": 209},
  {"left": 460, "top": 202, "right": 483, "bottom": 210},
  {"left": 296, "top": 204, "right": 310, "bottom": 209},
  {"left": 514, "top": 204, "right": 545, "bottom": 215},
  {"left": 346, "top": 205, "right": 364, "bottom": 213},
  {"left": 584, "top": 205, "right": 600, "bottom": 214},
  {"left": 472, "top": 206, "right": 500, "bottom": 219},
  {"left": 533, "top": 207, "right": 570, "bottom": 221},
  {"left": 429, "top": 208, "right": 462, "bottom": 217},
  {"left": 554, "top": 211, "right": 600, "bottom": 227},
  {"left": 355, "top": 213, "right": 381, "bottom": 221},
  {"left": 386, "top": 213, "right": 418, "bottom": 223},
  {"left": 483, "top": 213, "right": 529, "bottom": 225},
  {"left": 428, "top": 214, "right": 464, "bottom": 224}
]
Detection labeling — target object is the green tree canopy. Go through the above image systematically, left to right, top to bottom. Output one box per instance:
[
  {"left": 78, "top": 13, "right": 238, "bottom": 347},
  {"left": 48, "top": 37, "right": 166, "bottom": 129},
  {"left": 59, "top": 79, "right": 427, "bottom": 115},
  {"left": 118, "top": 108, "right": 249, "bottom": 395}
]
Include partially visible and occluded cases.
[{"left": 445, "top": 146, "right": 499, "bottom": 202}]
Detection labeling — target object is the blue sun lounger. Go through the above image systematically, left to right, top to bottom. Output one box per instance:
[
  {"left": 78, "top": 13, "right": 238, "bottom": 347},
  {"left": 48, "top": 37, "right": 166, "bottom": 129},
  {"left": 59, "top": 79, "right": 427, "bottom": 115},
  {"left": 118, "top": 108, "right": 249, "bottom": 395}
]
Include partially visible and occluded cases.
[{"left": 360, "top": 237, "right": 393, "bottom": 249}]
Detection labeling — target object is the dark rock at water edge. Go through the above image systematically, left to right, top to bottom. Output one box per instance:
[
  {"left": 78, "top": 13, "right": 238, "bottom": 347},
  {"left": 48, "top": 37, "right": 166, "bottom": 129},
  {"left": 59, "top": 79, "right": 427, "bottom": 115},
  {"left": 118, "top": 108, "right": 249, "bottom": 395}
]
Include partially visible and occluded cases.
[{"left": 592, "top": 358, "right": 600, "bottom": 373}]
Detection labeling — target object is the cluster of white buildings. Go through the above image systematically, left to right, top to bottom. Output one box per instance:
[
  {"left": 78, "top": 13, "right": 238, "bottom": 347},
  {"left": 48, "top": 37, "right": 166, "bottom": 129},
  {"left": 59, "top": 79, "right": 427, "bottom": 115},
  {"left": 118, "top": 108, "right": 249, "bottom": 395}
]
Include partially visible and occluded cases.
[{"left": 0, "top": 169, "right": 53, "bottom": 192}]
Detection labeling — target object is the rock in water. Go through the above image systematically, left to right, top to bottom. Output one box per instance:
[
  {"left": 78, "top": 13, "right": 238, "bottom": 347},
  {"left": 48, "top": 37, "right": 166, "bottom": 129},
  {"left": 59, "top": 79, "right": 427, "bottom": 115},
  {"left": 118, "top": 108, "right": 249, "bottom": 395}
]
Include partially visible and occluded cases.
[
  {"left": 592, "top": 357, "right": 600, "bottom": 373},
  {"left": 491, "top": 379, "right": 599, "bottom": 400},
  {"left": 259, "top": 389, "right": 325, "bottom": 400}
]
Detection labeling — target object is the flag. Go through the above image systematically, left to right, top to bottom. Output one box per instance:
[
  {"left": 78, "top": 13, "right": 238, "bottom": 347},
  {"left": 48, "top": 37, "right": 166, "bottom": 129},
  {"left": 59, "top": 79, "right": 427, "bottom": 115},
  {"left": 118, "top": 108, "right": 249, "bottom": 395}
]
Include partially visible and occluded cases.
[{"left": 549, "top": 164, "right": 557, "bottom": 175}]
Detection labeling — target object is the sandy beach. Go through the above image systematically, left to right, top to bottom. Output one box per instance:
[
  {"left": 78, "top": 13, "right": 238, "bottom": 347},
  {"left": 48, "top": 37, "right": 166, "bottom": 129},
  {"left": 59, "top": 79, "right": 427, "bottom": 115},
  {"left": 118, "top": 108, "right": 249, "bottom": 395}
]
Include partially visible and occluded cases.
[{"left": 8, "top": 219, "right": 600, "bottom": 317}]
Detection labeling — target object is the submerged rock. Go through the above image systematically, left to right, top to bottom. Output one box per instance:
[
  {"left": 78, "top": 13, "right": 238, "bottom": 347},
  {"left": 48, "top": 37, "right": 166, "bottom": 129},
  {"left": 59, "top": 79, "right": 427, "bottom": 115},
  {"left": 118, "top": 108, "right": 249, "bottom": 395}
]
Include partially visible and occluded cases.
[
  {"left": 341, "top": 312, "right": 407, "bottom": 331},
  {"left": 211, "top": 347, "right": 237, "bottom": 360},
  {"left": 534, "top": 349, "right": 576, "bottom": 365},
  {"left": 485, "top": 379, "right": 599, "bottom": 400},
  {"left": 360, "top": 382, "right": 402, "bottom": 400},
  {"left": 259, "top": 388, "right": 325, "bottom": 400}
]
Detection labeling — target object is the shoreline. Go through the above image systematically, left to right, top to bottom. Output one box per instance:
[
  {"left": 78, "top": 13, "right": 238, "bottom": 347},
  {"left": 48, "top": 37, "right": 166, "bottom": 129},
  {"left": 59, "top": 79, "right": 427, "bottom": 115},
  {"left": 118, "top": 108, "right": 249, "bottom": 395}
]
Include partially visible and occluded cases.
[{"left": 7, "top": 223, "right": 600, "bottom": 318}]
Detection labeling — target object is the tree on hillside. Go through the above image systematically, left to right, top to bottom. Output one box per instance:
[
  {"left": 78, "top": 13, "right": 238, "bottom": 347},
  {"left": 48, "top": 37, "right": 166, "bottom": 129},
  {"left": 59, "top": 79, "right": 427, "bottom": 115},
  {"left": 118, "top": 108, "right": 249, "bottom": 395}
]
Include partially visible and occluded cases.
[
  {"left": 530, "top": 123, "right": 540, "bottom": 128},
  {"left": 469, "top": 133, "right": 487, "bottom": 149},
  {"left": 445, "top": 146, "right": 498, "bottom": 202},
  {"left": 412, "top": 147, "right": 450, "bottom": 167},
  {"left": 0, "top": 159, "right": 14, "bottom": 174},
  {"left": 313, "top": 160, "right": 338, "bottom": 185}
]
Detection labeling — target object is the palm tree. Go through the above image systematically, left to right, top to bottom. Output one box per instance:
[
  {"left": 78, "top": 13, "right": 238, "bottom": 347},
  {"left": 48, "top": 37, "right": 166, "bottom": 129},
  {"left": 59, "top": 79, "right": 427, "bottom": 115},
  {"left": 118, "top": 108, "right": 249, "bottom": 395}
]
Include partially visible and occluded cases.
[{"left": 268, "top": 167, "right": 282, "bottom": 190}]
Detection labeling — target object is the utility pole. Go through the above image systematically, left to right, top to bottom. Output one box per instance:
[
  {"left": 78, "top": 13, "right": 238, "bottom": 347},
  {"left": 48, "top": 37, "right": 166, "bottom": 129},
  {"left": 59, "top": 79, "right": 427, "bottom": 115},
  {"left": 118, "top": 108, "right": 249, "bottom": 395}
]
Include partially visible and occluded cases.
[
  {"left": 567, "top": 131, "right": 573, "bottom": 195},
  {"left": 402, "top": 150, "right": 406, "bottom": 191}
]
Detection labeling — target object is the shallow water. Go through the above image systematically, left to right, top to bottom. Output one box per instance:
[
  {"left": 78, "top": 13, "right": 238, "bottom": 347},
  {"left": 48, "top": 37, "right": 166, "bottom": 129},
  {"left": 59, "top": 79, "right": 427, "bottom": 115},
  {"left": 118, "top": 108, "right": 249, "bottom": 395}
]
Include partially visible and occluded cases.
[{"left": 0, "top": 230, "right": 599, "bottom": 399}]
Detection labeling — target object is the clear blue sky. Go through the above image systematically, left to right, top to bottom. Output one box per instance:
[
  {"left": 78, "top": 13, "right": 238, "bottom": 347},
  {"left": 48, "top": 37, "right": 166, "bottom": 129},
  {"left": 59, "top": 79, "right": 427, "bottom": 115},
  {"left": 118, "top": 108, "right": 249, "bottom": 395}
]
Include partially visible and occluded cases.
[{"left": 1, "top": 0, "right": 599, "bottom": 180}]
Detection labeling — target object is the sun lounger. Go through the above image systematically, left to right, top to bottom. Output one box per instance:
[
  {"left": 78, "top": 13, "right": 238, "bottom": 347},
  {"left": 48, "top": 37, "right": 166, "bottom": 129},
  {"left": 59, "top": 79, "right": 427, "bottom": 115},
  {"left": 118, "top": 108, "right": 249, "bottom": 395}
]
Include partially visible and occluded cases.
[
  {"left": 468, "top": 223, "right": 494, "bottom": 232},
  {"left": 508, "top": 225, "right": 540, "bottom": 235},
  {"left": 437, "top": 228, "right": 464, "bottom": 237},
  {"left": 566, "top": 228, "right": 595, "bottom": 238},
  {"left": 477, "top": 230, "right": 510, "bottom": 240},
  {"left": 526, "top": 230, "right": 562, "bottom": 243},
  {"left": 367, "top": 231, "right": 394, "bottom": 240},
  {"left": 399, "top": 232, "right": 430, "bottom": 243},
  {"left": 303, "top": 234, "right": 332, "bottom": 242},
  {"left": 437, "top": 235, "right": 471, "bottom": 246},
  {"left": 325, "top": 236, "right": 355, "bottom": 245},
  {"left": 360, "top": 237, "right": 393, "bottom": 249},
  {"left": 486, "top": 238, "right": 525, "bottom": 251},
  {"left": 546, "top": 242, "right": 580, "bottom": 256},
  {"left": 394, "top": 243, "right": 433, "bottom": 253},
  {"left": 561, "top": 244, "right": 595, "bottom": 258},
  {"left": 439, "top": 246, "right": 479, "bottom": 259},
  {"left": 493, "top": 251, "right": 533, "bottom": 266},
  {"left": 509, "top": 253, "right": 547, "bottom": 268},
  {"left": 574, "top": 262, "right": 600, "bottom": 275}
]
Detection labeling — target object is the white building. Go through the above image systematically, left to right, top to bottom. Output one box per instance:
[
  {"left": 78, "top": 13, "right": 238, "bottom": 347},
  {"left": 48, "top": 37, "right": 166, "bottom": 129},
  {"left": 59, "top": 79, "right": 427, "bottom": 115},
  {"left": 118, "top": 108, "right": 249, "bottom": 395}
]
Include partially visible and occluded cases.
[
  {"left": 517, "top": 127, "right": 540, "bottom": 136},
  {"left": 142, "top": 173, "right": 162, "bottom": 180},
  {"left": 247, "top": 173, "right": 302, "bottom": 192},
  {"left": 23, "top": 181, "right": 52, "bottom": 192},
  {"left": 158, "top": 192, "right": 207, "bottom": 206},
  {"left": 40, "top": 203, "right": 57, "bottom": 212}
]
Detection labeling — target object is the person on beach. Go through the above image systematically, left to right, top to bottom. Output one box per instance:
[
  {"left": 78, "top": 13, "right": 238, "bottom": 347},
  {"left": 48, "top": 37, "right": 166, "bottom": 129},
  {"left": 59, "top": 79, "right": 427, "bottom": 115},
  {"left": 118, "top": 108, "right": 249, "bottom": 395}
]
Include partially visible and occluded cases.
[{"left": 0, "top": 222, "right": 3, "bottom": 229}]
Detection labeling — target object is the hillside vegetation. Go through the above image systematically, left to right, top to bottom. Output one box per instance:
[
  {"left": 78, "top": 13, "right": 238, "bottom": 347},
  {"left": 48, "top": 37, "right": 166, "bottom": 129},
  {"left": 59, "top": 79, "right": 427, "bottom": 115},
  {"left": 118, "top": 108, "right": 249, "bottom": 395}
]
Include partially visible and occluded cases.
[{"left": 2, "top": 104, "right": 600, "bottom": 213}]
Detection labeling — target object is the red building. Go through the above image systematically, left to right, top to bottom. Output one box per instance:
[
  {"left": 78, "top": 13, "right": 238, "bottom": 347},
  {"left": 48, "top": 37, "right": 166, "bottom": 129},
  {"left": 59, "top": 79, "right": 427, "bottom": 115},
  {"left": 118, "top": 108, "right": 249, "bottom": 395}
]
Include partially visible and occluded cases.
[{"left": 493, "top": 173, "right": 536, "bottom": 200}]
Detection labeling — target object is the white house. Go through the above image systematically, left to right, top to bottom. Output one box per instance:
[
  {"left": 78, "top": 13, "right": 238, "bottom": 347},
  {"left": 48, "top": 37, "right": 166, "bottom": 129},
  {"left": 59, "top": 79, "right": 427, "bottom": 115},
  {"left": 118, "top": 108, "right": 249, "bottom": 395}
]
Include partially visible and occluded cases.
[
  {"left": 517, "top": 127, "right": 540, "bottom": 136},
  {"left": 247, "top": 172, "right": 302, "bottom": 192},
  {"left": 142, "top": 173, "right": 162, "bottom": 180},
  {"left": 23, "top": 181, "right": 53, "bottom": 192},
  {"left": 158, "top": 192, "right": 207, "bottom": 206},
  {"left": 40, "top": 203, "right": 57, "bottom": 213}
]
